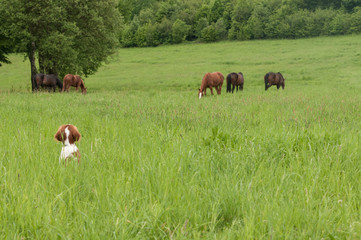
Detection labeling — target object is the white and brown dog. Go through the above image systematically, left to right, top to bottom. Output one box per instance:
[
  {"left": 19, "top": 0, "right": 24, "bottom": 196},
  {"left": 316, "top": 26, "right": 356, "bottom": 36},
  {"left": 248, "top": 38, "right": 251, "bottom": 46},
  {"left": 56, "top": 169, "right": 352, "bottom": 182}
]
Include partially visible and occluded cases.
[{"left": 54, "top": 124, "right": 81, "bottom": 164}]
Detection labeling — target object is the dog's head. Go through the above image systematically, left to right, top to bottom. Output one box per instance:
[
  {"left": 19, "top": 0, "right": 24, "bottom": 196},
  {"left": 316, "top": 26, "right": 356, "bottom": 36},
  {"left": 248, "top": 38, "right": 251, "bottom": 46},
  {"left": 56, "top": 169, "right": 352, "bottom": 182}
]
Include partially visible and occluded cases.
[{"left": 54, "top": 124, "right": 81, "bottom": 144}]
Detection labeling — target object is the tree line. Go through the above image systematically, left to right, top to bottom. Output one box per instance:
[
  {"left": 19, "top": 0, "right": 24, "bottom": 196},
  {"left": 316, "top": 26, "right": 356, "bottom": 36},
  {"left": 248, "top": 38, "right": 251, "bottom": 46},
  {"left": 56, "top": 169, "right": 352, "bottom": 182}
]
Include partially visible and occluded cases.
[
  {"left": 1, "top": 0, "right": 361, "bottom": 90},
  {"left": 118, "top": 0, "right": 361, "bottom": 47}
]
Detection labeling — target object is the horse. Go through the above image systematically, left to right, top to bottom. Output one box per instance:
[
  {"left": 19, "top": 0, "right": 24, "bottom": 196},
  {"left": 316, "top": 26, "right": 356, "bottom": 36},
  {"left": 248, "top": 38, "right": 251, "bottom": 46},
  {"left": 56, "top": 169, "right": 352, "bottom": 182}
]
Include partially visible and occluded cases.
[
  {"left": 198, "top": 72, "right": 224, "bottom": 99},
  {"left": 226, "top": 72, "right": 244, "bottom": 93},
  {"left": 264, "top": 72, "right": 285, "bottom": 91},
  {"left": 35, "top": 73, "right": 63, "bottom": 92},
  {"left": 62, "top": 74, "right": 87, "bottom": 94}
]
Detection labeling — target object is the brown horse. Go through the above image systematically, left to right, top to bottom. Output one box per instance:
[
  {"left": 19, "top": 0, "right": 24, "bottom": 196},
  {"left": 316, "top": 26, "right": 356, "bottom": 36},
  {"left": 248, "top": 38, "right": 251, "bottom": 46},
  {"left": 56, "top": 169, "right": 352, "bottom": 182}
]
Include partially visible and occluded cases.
[
  {"left": 198, "top": 72, "right": 224, "bottom": 99},
  {"left": 226, "top": 72, "right": 244, "bottom": 93},
  {"left": 264, "top": 72, "right": 285, "bottom": 90},
  {"left": 35, "top": 73, "right": 63, "bottom": 92},
  {"left": 62, "top": 74, "right": 87, "bottom": 94}
]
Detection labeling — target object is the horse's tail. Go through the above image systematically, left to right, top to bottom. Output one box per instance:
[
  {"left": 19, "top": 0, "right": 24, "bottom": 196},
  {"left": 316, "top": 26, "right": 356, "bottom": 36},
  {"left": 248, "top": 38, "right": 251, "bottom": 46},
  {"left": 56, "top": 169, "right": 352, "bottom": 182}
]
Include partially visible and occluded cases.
[
  {"left": 264, "top": 73, "right": 269, "bottom": 91},
  {"left": 226, "top": 74, "right": 232, "bottom": 93},
  {"left": 57, "top": 77, "right": 63, "bottom": 89}
]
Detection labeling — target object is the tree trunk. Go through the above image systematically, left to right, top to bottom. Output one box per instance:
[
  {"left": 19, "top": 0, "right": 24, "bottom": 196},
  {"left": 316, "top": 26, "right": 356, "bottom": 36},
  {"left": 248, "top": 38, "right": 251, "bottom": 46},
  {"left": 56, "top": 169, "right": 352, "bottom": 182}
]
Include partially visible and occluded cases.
[
  {"left": 29, "top": 41, "right": 37, "bottom": 92},
  {"left": 38, "top": 52, "right": 45, "bottom": 74}
]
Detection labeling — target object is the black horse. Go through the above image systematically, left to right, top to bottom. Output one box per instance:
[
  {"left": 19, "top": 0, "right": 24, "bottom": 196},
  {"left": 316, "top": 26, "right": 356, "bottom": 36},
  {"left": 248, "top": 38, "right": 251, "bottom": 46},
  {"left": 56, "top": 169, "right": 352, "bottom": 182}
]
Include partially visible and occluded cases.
[
  {"left": 226, "top": 72, "right": 244, "bottom": 93},
  {"left": 264, "top": 72, "right": 285, "bottom": 91},
  {"left": 35, "top": 73, "right": 63, "bottom": 92}
]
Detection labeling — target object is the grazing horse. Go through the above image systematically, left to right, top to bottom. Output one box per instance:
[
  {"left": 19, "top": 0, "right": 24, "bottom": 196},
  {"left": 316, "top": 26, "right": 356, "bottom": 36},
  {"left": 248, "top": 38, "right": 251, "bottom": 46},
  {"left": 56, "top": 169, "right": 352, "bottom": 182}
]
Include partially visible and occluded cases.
[
  {"left": 198, "top": 72, "right": 224, "bottom": 99},
  {"left": 226, "top": 72, "right": 244, "bottom": 93},
  {"left": 264, "top": 72, "right": 285, "bottom": 91},
  {"left": 35, "top": 73, "right": 63, "bottom": 92},
  {"left": 62, "top": 74, "right": 87, "bottom": 94}
]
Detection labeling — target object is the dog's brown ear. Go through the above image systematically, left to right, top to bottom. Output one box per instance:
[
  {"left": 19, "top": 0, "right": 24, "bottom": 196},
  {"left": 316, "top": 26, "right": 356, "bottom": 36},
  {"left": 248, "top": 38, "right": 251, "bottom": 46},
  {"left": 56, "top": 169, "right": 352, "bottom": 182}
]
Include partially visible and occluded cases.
[
  {"left": 54, "top": 125, "right": 66, "bottom": 142},
  {"left": 69, "top": 125, "right": 81, "bottom": 143}
]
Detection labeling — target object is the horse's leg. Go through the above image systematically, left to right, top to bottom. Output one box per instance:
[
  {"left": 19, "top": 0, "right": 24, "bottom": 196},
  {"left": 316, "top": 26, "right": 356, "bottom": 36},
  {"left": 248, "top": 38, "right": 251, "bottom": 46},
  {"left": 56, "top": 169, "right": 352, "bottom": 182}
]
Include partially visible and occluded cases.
[
  {"left": 240, "top": 84, "right": 243, "bottom": 91},
  {"left": 277, "top": 84, "right": 280, "bottom": 90},
  {"left": 217, "top": 85, "right": 221, "bottom": 95},
  {"left": 232, "top": 85, "right": 235, "bottom": 94},
  {"left": 210, "top": 87, "right": 214, "bottom": 95}
]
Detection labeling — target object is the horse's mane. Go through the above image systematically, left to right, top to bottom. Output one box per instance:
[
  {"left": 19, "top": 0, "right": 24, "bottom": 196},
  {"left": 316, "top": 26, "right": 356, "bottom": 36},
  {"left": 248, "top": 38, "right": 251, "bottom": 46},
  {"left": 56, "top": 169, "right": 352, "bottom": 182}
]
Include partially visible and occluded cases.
[
  {"left": 277, "top": 72, "right": 284, "bottom": 80},
  {"left": 200, "top": 73, "right": 209, "bottom": 91}
]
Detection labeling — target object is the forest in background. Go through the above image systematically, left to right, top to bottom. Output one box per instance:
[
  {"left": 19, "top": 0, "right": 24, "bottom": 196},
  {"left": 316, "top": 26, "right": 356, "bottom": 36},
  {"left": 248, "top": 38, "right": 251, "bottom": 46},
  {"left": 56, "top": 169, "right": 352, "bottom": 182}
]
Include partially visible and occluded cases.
[{"left": 118, "top": 0, "right": 361, "bottom": 47}]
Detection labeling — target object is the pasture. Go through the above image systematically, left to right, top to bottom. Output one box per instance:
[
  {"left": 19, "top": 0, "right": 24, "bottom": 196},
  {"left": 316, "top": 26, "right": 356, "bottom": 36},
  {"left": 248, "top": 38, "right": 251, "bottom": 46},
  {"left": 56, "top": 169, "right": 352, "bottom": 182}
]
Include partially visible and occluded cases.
[{"left": 1, "top": 35, "right": 361, "bottom": 239}]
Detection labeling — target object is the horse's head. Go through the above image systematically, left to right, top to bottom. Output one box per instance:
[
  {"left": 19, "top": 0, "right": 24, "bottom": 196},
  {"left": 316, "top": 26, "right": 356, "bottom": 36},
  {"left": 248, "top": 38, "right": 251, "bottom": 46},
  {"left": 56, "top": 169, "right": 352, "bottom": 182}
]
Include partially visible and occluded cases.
[
  {"left": 82, "top": 87, "right": 87, "bottom": 94},
  {"left": 216, "top": 87, "right": 222, "bottom": 95},
  {"left": 198, "top": 88, "right": 204, "bottom": 99}
]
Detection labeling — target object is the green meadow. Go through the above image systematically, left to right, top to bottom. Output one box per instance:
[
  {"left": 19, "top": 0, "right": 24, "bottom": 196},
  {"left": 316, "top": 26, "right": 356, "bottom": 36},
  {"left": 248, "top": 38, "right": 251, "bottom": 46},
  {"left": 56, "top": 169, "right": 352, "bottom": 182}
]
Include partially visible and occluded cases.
[{"left": 1, "top": 35, "right": 361, "bottom": 239}]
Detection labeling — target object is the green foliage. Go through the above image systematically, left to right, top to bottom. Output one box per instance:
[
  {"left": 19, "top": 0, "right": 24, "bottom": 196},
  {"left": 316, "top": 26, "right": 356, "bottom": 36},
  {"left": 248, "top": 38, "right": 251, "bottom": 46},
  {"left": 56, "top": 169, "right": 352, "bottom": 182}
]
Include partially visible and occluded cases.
[
  {"left": 0, "top": 0, "right": 122, "bottom": 78},
  {"left": 116, "top": 0, "right": 361, "bottom": 47},
  {"left": 118, "top": 0, "right": 157, "bottom": 23},
  {"left": 209, "top": 0, "right": 226, "bottom": 23},
  {"left": 342, "top": 0, "right": 361, "bottom": 11},
  {"left": 155, "top": 1, "right": 175, "bottom": 22},
  {"left": 195, "top": 4, "right": 211, "bottom": 21},
  {"left": 350, "top": 6, "right": 361, "bottom": 32},
  {"left": 138, "top": 8, "right": 155, "bottom": 25},
  {"left": 330, "top": 11, "right": 352, "bottom": 35},
  {"left": 0, "top": 12, "right": 12, "bottom": 66},
  {"left": 195, "top": 17, "right": 209, "bottom": 38},
  {"left": 157, "top": 18, "right": 173, "bottom": 44},
  {"left": 201, "top": 18, "right": 228, "bottom": 42},
  {"left": 215, "top": 18, "right": 228, "bottom": 40},
  {"left": 171, "top": 19, "right": 190, "bottom": 44},
  {"left": 135, "top": 23, "right": 160, "bottom": 47},
  {"left": 121, "top": 24, "right": 137, "bottom": 47},
  {"left": 201, "top": 24, "right": 217, "bottom": 42},
  {"left": 0, "top": 33, "right": 12, "bottom": 66}
]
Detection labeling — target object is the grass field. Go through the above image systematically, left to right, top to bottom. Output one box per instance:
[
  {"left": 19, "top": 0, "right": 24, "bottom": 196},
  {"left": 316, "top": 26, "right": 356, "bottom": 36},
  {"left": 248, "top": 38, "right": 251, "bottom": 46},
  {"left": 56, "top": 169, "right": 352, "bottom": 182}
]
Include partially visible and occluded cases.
[{"left": 1, "top": 35, "right": 361, "bottom": 239}]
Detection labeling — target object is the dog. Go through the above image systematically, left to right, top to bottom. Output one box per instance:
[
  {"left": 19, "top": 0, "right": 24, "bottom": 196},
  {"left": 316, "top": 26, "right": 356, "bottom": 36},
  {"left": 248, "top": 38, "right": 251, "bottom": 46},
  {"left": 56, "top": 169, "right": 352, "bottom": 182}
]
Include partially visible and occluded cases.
[{"left": 54, "top": 124, "right": 81, "bottom": 165}]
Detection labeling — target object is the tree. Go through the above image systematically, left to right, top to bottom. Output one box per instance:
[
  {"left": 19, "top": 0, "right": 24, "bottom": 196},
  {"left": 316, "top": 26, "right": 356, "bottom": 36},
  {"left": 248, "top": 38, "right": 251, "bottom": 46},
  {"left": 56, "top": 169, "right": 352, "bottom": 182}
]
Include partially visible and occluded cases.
[
  {"left": 0, "top": 0, "right": 122, "bottom": 91},
  {"left": 172, "top": 19, "right": 190, "bottom": 44},
  {"left": 0, "top": 33, "right": 12, "bottom": 67}
]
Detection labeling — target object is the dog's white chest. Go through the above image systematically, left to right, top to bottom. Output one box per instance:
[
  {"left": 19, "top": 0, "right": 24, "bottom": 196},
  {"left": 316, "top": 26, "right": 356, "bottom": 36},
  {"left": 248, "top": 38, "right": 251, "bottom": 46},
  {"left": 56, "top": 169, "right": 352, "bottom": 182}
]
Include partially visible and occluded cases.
[{"left": 60, "top": 144, "right": 78, "bottom": 161}]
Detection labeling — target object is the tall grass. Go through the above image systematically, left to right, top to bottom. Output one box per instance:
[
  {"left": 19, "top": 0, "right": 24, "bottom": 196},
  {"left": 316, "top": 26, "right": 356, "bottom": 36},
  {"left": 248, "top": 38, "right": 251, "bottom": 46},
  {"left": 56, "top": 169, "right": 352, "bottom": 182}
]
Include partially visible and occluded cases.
[{"left": 1, "top": 35, "right": 361, "bottom": 239}]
